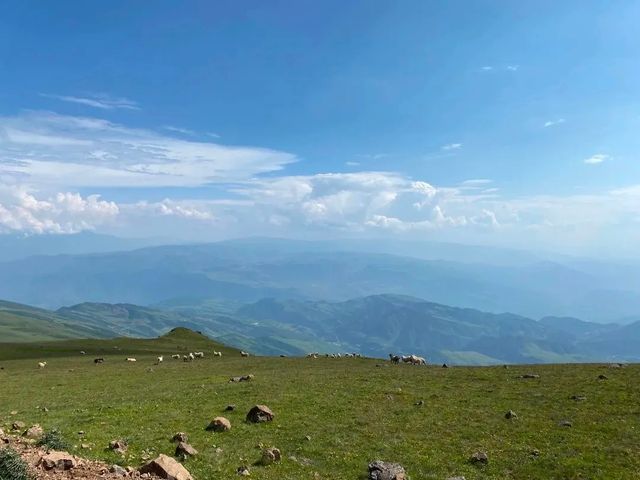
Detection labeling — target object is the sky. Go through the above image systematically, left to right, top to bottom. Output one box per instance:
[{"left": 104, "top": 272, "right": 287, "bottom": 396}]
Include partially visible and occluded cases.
[{"left": 0, "top": 0, "right": 639, "bottom": 257}]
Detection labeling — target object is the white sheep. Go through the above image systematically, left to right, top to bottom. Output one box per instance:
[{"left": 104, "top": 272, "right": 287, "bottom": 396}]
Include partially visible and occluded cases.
[
  {"left": 213, "top": 351, "right": 222, "bottom": 357},
  {"left": 240, "top": 351, "right": 249, "bottom": 357},
  {"left": 194, "top": 352, "right": 204, "bottom": 358},
  {"left": 171, "top": 354, "right": 181, "bottom": 359},
  {"left": 156, "top": 355, "right": 164, "bottom": 364},
  {"left": 126, "top": 358, "right": 137, "bottom": 362},
  {"left": 38, "top": 361, "right": 47, "bottom": 368}
]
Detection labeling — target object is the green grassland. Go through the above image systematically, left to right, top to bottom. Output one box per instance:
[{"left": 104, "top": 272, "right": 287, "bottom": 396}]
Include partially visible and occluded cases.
[{"left": 1, "top": 330, "right": 639, "bottom": 479}]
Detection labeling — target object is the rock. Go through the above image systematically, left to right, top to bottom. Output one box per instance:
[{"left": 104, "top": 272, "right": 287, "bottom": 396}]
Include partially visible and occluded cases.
[
  {"left": 230, "top": 374, "right": 254, "bottom": 383},
  {"left": 519, "top": 374, "right": 540, "bottom": 379},
  {"left": 598, "top": 374, "right": 608, "bottom": 380},
  {"left": 570, "top": 395, "right": 587, "bottom": 401},
  {"left": 414, "top": 400, "right": 424, "bottom": 406},
  {"left": 225, "top": 404, "right": 236, "bottom": 411},
  {"left": 246, "top": 405, "right": 274, "bottom": 423},
  {"left": 505, "top": 410, "right": 517, "bottom": 419},
  {"left": 207, "top": 417, "right": 231, "bottom": 432},
  {"left": 559, "top": 420, "right": 572, "bottom": 427},
  {"left": 12, "top": 421, "right": 25, "bottom": 430},
  {"left": 24, "top": 424, "right": 44, "bottom": 439},
  {"left": 172, "top": 432, "right": 188, "bottom": 443},
  {"left": 304, "top": 435, "right": 311, "bottom": 441},
  {"left": 109, "top": 439, "right": 128, "bottom": 454},
  {"left": 175, "top": 442, "right": 198, "bottom": 457},
  {"left": 81, "top": 443, "right": 91, "bottom": 449},
  {"left": 260, "top": 447, "right": 281, "bottom": 466},
  {"left": 531, "top": 449, "right": 540, "bottom": 456},
  {"left": 40, "top": 451, "right": 77, "bottom": 470},
  {"left": 470, "top": 451, "right": 488, "bottom": 465},
  {"left": 140, "top": 454, "right": 193, "bottom": 480},
  {"left": 368, "top": 461, "right": 406, "bottom": 480},
  {"left": 110, "top": 464, "right": 128, "bottom": 477},
  {"left": 237, "top": 466, "right": 250, "bottom": 476}
]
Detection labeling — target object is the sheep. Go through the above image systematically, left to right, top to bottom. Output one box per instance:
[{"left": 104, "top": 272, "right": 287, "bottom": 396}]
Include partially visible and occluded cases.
[
  {"left": 80, "top": 351, "right": 86, "bottom": 355},
  {"left": 213, "top": 351, "right": 222, "bottom": 357},
  {"left": 240, "top": 351, "right": 250, "bottom": 357},
  {"left": 189, "top": 352, "right": 195, "bottom": 361},
  {"left": 194, "top": 352, "right": 204, "bottom": 358},
  {"left": 171, "top": 354, "right": 181, "bottom": 359},
  {"left": 389, "top": 354, "right": 401, "bottom": 364},
  {"left": 156, "top": 355, "right": 164, "bottom": 364},
  {"left": 94, "top": 358, "right": 105, "bottom": 364},
  {"left": 126, "top": 358, "right": 137, "bottom": 362},
  {"left": 38, "top": 361, "right": 47, "bottom": 368}
]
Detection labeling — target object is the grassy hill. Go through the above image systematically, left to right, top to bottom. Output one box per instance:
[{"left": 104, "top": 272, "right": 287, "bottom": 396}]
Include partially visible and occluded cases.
[{"left": 0, "top": 332, "right": 638, "bottom": 479}]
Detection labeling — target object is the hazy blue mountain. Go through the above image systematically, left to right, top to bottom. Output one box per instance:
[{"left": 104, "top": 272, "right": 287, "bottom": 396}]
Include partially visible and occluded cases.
[
  {"left": 0, "top": 232, "right": 161, "bottom": 262},
  {"left": 0, "top": 238, "right": 638, "bottom": 322}
]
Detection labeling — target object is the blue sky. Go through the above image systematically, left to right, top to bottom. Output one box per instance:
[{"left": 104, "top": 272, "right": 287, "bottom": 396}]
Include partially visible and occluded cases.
[{"left": 0, "top": 1, "right": 639, "bottom": 256}]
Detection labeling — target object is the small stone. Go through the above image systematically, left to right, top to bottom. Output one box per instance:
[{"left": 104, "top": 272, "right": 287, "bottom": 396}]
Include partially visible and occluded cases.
[
  {"left": 519, "top": 374, "right": 540, "bottom": 379},
  {"left": 598, "top": 374, "right": 608, "bottom": 380},
  {"left": 570, "top": 395, "right": 587, "bottom": 401},
  {"left": 414, "top": 400, "right": 424, "bottom": 406},
  {"left": 225, "top": 404, "right": 236, "bottom": 411},
  {"left": 246, "top": 405, "right": 274, "bottom": 423},
  {"left": 41, "top": 407, "right": 49, "bottom": 412},
  {"left": 505, "top": 410, "right": 517, "bottom": 419},
  {"left": 10, "top": 411, "right": 17, "bottom": 415},
  {"left": 207, "top": 417, "right": 231, "bottom": 432},
  {"left": 559, "top": 420, "right": 572, "bottom": 427},
  {"left": 11, "top": 421, "right": 25, "bottom": 430},
  {"left": 24, "top": 424, "right": 44, "bottom": 439},
  {"left": 78, "top": 430, "right": 85, "bottom": 435},
  {"left": 171, "top": 432, "right": 188, "bottom": 443},
  {"left": 304, "top": 435, "right": 311, "bottom": 441},
  {"left": 109, "top": 439, "right": 128, "bottom": 454},
  {"left": 175, "top": 442, "right": 198, "bottom": 457},
  {"left": 81, "top": 443, "right": 91, "bottom": 449},
  {"left": 214, "top": 447, "right": 224, "bottom": 454},
  {"left": 260, "top": 447, "right": 281, "bottom": 466},
  {"left": 531, "top": 449, "right": 540, "bottom": 456},
  {"left": 40, "top": 451, "right": 77, "bottom": 471},
  {"left": 470, "top": 451, "right": 488, "bottom": 465},
  {"left": 139, "top": 454, "right": 193, "bottom": 480},
  {"left": 368, "top": 460, "right": 406, "bottom": 480},
  {"left": 110, "top": 465, "right": 128, "bottom": 477},
  {"left": 237, "top": 466, "right": 250, "bottom": 476}
]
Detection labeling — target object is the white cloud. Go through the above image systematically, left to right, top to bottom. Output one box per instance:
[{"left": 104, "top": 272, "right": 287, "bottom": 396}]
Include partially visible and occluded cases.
[
  {"left": 506, "top": 65, "right": 519, "bottom": 71},
  {"left": 481, "top": 66, "right": 493, "bottom": 71},
  {"left": 41, "top": 93, "right": 139, "bottom": 110},
  {"left": 0, "top": 111, "right": 296, "bottom": 188},
  {"left": 543, "top": 119, "right": 565, "bottom": 128},
  {"left": 163, "top": 126, "right": 196, "bottom": 136},
  {"left": 441, "top": 143, "right": 462, "bottom": 151},
  {"left": 584, "top": 154, "right": 610, "bottom": 165},
  {"left": 345, "top": 161, "right": 360, "bottom": 167},
  {"left": 0, "top": 187, "right": 119, "bottom": 234}
]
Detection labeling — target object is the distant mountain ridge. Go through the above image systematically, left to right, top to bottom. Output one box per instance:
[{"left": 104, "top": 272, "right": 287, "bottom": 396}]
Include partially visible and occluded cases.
[
  {"left": 0, "top": 238, "right": 638, "bottom": 323},
  {"left": 2, "top": 294, "right": 639, "bottom": 364}
]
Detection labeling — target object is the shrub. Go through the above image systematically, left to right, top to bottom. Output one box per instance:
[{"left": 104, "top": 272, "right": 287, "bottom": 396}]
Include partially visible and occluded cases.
[
  {"left": 36, "top": 430, "right": 69, "bottom": 451},
  {"left": 0, "top": 447, "right": 32, "bottom": 480}
]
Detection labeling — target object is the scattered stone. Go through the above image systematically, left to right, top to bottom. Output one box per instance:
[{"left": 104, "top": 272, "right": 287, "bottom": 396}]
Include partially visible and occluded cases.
[
  {"left": 230, "top": 374, "right": 255, "bottom": 383},
  {"left": 519, "top": 374, "right": 540, "bottom": 379},
  {"left": 598, "top": 374, "right": 608, "bottom": 380},
  {"left": 570, "top": 395, "right": 587, "bottom": 401},
  {"left": 414, "top": 400, "right": 424, "bottom": 406},
  {"left": 225, "top": 404, "right": 236, "bottom": 411},
  {"left": 246, "top": 405, "right": 274, "bottom": 423},
  {"left": 41, "top": 407, "right": 49, "bottom": 412},
  {"left": 505, "top": 410, "right": 517, "bottom": 420},
  {"left": 10, "top": 411, "right": 17, "bottom": 415},
  {"left": 207, "top": 417, "right": 231, "bottom": 432},
  {"left": 559, "top": 420, "right": 572, "bottom": 427},
  {"left": 12, "top": 421, "right": 26, "bottom": 431},
  {"left": 24, "top": 424, "right": 44, "bottom": 439},
  {"left": 78, "top": 430, "right": 85, "bottom": 435},
  {"left": 172, "top": 432, "right": 188, "bottom": 443},
  {"left": 304, "top": 435, "right": 311, "bottom": 441},
  {"left": 109, "top": 439, "right": 128, "bottom": 454},
  {"left": 175, "top": 442, "right": 198, "bottom": 457},
  {"left": 81, "top": 443, "right": 91, "bottom": 449},
  {"left": 214, "top": 447, "right": 224, "bottom": 455},
  {"left": 259, "top": 447, "right": 281, "bottom": 466},
  {"left": 530, "top": 449, "right": 540, "bottom": 457},
  {"left": 40, "top": 451, "right": 77, "bottom": 471},
  {"left": 469, "top": 451, "right": 488, "bottom": 465},
  {"left": 140, "top": 454, "right": 193, "bottom": 480},
  {"left": 368, "top": 460, "right": 406, "bottom": 480},
  {"left": 110, "top": 464, "right": 128, "bottom": 477},
  {"left": 237, "top": 466, "right": 250, "bottom": 476}
]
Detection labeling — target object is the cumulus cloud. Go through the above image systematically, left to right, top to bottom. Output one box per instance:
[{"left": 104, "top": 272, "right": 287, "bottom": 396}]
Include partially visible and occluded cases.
[
  {"left": 40, "top": 93, "right": 139, "bottom": 110},
  {"left": 0, "top": 111, "right": 296, "bottom": 187},
  {"left": 584, "top": 154, "right": 610, "bottom": 165},
  {"left": 0, "top": 187, "right": 119, "bottom": 234}
]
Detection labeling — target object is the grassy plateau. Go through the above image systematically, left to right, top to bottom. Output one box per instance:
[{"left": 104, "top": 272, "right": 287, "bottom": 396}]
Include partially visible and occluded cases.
[{"left": 0, "top": 329, "right": 639, "bottom": 479}]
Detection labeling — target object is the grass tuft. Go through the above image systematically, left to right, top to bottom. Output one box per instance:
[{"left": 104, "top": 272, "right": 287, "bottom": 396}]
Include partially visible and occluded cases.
[
  {"left": 36, "top": 430, "right": 70, "bottom": 451},
  {"left": 0, "top": 448, "right": 33, "bottom": 480}
]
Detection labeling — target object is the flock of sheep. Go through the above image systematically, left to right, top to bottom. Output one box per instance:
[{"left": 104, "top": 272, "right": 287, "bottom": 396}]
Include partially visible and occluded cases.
[{"left": 388, "top": 353, "right": 427, "bottom": 365}]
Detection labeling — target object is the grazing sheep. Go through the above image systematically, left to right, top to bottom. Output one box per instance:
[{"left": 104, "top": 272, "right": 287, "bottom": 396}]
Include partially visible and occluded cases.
[
  {"left": 80, "top": 351, "right": 86, "bottom": 355},
  {"left": 213, "top": 351, "right": 222, "bottom": 357},
  {"left": 240, "top": 351, "right": 250, "bottom": 357},
  {"left": 189, "top": 352, "right": 195, "bottom": 361},
  {"left": 194, "top": 352, "right": 204, "bottom": 358},
  {"left": 171, "top": 354, "right": 181, "bottom": 359},
  {"left": 389, "top": 354, "right": 401, "bottom": 364},
  {"left": 156, "top": 356, "right": 164, "bottom": 364},
  {"left": 94, "top": 358, "right": 105, "bottom": 364},
  {"left": 126, "top": 358, "right": 137, "bottom": 362},
  {"left": 38, "top": 362, "right": 47, "bottom": 369}
]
